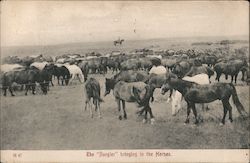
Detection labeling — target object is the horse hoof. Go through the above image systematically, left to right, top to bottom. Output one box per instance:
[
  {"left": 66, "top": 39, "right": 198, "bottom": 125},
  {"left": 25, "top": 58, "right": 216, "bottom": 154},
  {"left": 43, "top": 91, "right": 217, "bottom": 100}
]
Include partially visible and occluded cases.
[
  {"left": 11, "top": 94, "right": 15, "bottom": 97},
  {"left": 124, "top": 115, "right": 127, "bottom": 119},
  {"left": 119, "top": 116, "right": 122, "bottom": 120},
  {"left": 150, "top": 118, "right": 155, "bottom": 125},
  {"left": 142, "top": 119, "right": 147, "bottom": 124},
  {"left": 219, "top": 122, "right": 224, "bottom": 126}
]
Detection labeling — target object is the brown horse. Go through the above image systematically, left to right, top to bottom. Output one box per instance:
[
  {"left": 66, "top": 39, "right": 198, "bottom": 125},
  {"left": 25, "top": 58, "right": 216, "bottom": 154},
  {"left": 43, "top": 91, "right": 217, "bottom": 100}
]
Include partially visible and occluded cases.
[
  {"left": 214, "top": 59, "right": 247, "bottom": 84},
  {"left": 2, "top": 68, "right": 48, "bottom": 96},
  {"left": 104, "top": 70, "right": 149, "bottom": 96},
  {"left": 161, "top": 77, "right": 248, "bottom": 125},
  {"left": 84, "top": 78, "right": 103, "bottom": 118},
  {"left": 112, "top": 81, "right": 155, "bottom": 124}
]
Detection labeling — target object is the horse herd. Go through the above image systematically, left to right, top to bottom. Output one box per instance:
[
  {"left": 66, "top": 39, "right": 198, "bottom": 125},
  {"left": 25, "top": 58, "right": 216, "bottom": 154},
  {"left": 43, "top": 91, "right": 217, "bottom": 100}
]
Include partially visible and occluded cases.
[{"left": 1, "top": 55, "right": 249, "bottom": 126}]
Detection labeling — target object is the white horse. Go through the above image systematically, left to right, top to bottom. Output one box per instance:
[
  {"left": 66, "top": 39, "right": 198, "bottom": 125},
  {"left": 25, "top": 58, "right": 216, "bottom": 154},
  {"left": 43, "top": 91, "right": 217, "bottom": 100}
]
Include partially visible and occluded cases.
[
  {"left": 30, "top": 62, "right": 49, "bottom": 70},
  {"left": 1, "top": 64, "right": 24, "bottom": 73},
  {"left": 64, "top": 64, "right": 84, "bottom": 84},
  {"left": 167, "top": 73, "right": 210, "bottom": 116}
]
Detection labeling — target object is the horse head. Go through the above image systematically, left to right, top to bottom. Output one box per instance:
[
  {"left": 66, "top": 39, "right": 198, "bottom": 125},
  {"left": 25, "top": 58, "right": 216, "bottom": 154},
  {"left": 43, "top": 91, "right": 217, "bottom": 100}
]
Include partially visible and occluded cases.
[
  {"left": 104, "top": 78, "right": 115, "bottom": 96},
  {"left": 161, "top": 83, "right": 171, "bottom": 95}
]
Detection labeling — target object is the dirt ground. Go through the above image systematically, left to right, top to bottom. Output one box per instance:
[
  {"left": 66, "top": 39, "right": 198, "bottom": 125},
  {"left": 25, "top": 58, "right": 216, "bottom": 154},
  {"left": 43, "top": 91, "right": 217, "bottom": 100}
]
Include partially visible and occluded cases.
[{"left": 1, "top": 72, "right": 249, "bottom": 149}]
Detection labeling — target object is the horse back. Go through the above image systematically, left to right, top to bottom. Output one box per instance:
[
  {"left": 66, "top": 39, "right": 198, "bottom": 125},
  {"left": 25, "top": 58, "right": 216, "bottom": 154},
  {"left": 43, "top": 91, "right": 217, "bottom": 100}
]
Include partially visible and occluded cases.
[{"left": 113, "top": 81, "right": 146, "bottom": 102}]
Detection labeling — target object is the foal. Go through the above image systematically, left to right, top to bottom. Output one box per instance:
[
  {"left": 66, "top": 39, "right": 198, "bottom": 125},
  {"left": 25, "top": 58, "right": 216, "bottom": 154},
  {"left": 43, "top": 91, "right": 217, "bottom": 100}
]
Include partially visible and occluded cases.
[{"left": 84, "top": 78, "right": 103, "bottom": 118}]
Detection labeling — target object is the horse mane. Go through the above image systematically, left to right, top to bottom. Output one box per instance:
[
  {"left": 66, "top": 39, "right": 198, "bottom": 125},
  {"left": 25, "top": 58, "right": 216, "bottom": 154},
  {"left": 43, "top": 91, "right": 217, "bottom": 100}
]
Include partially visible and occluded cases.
[{"left": 171, "top": 78, "right": 196, "bottom": 88}]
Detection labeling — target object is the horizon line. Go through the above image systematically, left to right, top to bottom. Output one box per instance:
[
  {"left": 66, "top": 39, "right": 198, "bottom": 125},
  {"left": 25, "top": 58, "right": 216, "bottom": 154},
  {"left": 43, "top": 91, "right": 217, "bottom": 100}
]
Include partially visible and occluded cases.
[{"left": 2, "top": 34, "right": 249, "bottom": 48}]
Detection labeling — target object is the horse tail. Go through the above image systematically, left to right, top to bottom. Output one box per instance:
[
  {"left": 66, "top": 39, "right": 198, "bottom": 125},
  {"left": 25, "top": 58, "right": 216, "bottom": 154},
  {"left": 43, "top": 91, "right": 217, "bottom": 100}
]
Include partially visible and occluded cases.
[
  {"left": 92, "top": 83, "right": 104, "bottom": 103},
  {"left": 133, "top": 84, "right": 155, "bottom": 107},
  {"left": 230, "top": 84, "right": 248, "bottom": 117},
  {"left": 132, "top": 87, "right": 144, "bottom": 107}
]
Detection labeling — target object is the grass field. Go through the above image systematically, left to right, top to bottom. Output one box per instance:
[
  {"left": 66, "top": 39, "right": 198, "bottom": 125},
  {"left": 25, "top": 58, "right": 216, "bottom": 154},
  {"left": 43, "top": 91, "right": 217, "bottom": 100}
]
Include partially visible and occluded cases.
[{"left": 1, "top": 71, "right": 249, "bottom": 149}]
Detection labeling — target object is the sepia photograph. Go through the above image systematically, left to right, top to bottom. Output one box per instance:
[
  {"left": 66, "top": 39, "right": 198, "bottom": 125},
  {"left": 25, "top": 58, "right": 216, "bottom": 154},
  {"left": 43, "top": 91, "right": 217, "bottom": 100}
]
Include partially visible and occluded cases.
[{"left": 0, "top": 1, "right": 249, "bottom": 162}]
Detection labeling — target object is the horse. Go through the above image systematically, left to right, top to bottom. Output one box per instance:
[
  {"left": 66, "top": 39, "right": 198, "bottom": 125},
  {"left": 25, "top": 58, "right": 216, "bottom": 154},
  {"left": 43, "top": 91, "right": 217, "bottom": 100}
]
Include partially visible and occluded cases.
[
  {"left": 114, "top": 39, "right": 124, "bottom": 46},
  {"left": 199, "top": 55, "right": 218, "bottom": 67},
  {"left": 120, "top": 59, "right": 140, "bottom": 71},
  {"left": 214, "top": 59, "right": 247, "bottom": 84},
  {"left": 78, "top": 61, "right": 89, "bottom": 82},
  {"left": 172, "top": 61, "right": 192, "bottom": 78},
  {"left": 52, "top": 64, "right": 71, "bottom": 85},
  {"left": 64, "top": 64, "right": 85, "bottom": 85},
  {"left": 185, "top": 65, "right": 214, "bottom": 82},
  {"left": 240, "top": 66, "right": 249, "bottom": 82},
  {"left": 2, "top": 68, "right": 48, "bottom": 96},
  {"left": 104, "top": 70, "right": 149, "bottom": 96},
  {"left": 165, "top": 74, "right": 210, "bottom": 116},
  {"left": 161, "top": 77, "right": 248, "bottom": 125},
  {"left": 84, "top": 78, "right": 103, "bottom": 118},
  {"left": 111, "top": 81, "right": 155, "bottom": 124}
]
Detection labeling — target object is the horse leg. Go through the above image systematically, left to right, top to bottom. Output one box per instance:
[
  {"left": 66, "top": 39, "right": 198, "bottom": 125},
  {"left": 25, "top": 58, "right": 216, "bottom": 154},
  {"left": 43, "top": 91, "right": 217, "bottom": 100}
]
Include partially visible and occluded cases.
[
  {"left": 216, "top": 72, "right": 221, "bottom": 82},
  {"left": 234, "top": 73, "right": 238, "bottom": 84},
  {"left": 76, "top": 74, "right": 82, "bottom": 84},
  {"left": 225, "top": 74, "right": 228, "bottom": 80},
  {"left": 231, "top": 75, "right": 234, "bottom": 83},
  {"left": 57, "top": 76, "right": 60, "bottom": 85},
  {"left": 61, "top": 76, "right": 64, "bottom": 85},
  {"left": 51, "top": 80, "right": 54, "bottom": 87},
  {"left": 32, "top": 83, "right": 36, "bottom": 95},
  {"left": 25, "top": 84, "right": 30, "bottom": 96},
  {"left": 9, "top": 86, "right": 15, "bottom": 96},
  {"left": 3, "top": 87, "right": 7, "bottom": 96},
  {"left": 88, "top": 98, "right": 94, "bottom": 118},
  {"left": 116, "top": 99, "right": 122, "bottom": 120},
  {"left": 84, "top": 100, "right": 88, "bottom": 111},
  {"left": 97, "top": 100, "right": 102, "bottom": 119},
  {"left": 122, "top": 100, "right": 127, "bottom": 119},
  {"left": 221, "top": 100, "right": 229, "bottom": 125},
  {"left": 224, "top": 100, "right": 233, "bottom": 123},
  {"left": 185, "top": 102, "right": 192, "bottom": 124},
  {"left": 190, "top": 103, "right": 199, "bottom": 124},
  {"left": 143, "top": 106, "right": 148, "bottom": 123},
  {"left": 148, "top": 106, "right": 155, "bottom": 125}
]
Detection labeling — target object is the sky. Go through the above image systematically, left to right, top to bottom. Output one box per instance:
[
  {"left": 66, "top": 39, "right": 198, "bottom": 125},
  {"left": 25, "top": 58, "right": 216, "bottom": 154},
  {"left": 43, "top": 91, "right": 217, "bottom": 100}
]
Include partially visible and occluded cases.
[{"left": 1, "top": 1, "right": 249, "bottom": 46}]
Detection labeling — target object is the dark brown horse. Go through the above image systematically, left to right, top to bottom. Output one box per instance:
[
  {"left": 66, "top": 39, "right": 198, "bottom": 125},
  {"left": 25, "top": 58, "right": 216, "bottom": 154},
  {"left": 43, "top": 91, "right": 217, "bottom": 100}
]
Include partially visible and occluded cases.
[
  {"left": 214, "top": 59, "right": 247, "bottom": 84},
  {"left": 172, "top": 61, "right": 192, "bottom": 78},
  {"left": 52, "top": 65, "right": 71, "bottom": 85},
  {"left": 2, "top": 68, "right": 48, "bottom": 96},
  {"left": 161, "top": 77, "right": 248, "bottom": 125},
  {"left": 84, "top": 78, "right": 103, "bottom": 118},
  {"left": 112, "top": 81, "right": 155, "bottom": 124}
]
